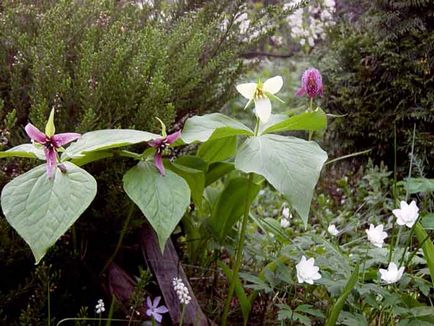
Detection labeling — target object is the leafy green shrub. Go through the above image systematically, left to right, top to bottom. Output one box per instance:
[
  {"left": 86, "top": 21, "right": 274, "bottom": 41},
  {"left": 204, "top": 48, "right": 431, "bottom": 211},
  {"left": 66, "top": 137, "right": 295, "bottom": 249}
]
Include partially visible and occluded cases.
[{"left": 319, "top": 0, "right": 434, "bottom": 172}]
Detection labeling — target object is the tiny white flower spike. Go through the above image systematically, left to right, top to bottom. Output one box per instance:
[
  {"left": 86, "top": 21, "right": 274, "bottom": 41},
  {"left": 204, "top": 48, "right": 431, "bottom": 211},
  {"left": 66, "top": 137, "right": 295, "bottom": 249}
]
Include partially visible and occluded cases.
[
  {"left": 236, "top": 76, "right": 284, "bottom": 123},
  {"left": 392, "top": 200, "right": 419, "bottom": 228},
  {"left": 282, "top": 207, "right": 290, "bottom": 219},
  {"left": 281, "top": 218, "right": 290, "bottom": 228},
  {"left": 327, "top": 224, "right": 339, "bottom": 236},
  {"left": 365, "top": 224, "right": 388, "bottom": 248},
  {"left": 296, "top": 256, "right": 321, "bottom": 284},
  {"left": 379, "top": 262, "right": 404, "bottom": 284},
  {"left": 95, "top": 299, "right": 105, "bottom": 314}
]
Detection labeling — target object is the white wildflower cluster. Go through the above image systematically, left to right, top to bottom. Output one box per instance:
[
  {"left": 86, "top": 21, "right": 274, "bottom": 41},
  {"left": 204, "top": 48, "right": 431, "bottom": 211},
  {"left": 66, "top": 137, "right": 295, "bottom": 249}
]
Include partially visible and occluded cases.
[
  {"left": 284, "top": 0, "right": 336, "bottom": 48},
  {"left": 280, "top": 207, "right": 292, "bottom": 228},
  {"left": 173, "top": 277, "right": 191, "bottom": 305},
  {"left": 95, "top": 299, "right": 105, "bottom": 314}
]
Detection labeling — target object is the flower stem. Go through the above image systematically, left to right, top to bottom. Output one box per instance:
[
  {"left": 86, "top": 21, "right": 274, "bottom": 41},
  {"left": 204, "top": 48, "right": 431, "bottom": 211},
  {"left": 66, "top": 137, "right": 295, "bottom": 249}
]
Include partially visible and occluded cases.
[
  {"left": 221, "top": 173, "right": 254, "bottom": 326},
  {"left": 361, "top": 246, "right": 369, "bottom": 282},
  {"left": 180, "top": 304, "right": 186, "bottom": 326}
]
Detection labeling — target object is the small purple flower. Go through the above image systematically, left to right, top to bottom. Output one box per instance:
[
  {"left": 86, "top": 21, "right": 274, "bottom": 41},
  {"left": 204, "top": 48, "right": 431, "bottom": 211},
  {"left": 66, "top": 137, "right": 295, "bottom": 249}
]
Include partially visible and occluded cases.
[
  {"left": 296, "top": 68, "right": 324, "bottom": 98},
  {"left": 25, "top": 123, "right": 80, "bottom": 178},
  {"left": 148, "top": 130, "right": 181, "bottom": 176},
  {"left": 146, "top": 296, "right": 169, "bottom": 323}
]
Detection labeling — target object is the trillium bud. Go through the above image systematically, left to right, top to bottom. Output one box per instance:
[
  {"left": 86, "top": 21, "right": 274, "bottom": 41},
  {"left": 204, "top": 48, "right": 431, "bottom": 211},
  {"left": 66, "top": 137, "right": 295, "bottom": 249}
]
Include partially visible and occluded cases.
[{"left": 296, "top": 68, "right": 323, "bottom": 98}]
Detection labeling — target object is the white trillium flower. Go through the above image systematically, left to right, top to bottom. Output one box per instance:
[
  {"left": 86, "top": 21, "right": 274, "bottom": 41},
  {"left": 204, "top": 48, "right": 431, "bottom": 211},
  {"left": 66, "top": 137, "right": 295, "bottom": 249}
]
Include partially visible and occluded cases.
[
  {"left": 236, "top": 76, "right": 283, "bottom": 123},
  {"left": 392, "top": 200, "right": 419, "bottom": 228},
  {"left": 281, "top": 217, "right": 290, "bottom": 228},
  {"left": 327, "top": 224, "right": 339, "bottom": 236},
  {"left": 365, "top": 224, "right": 388, "bottom": 248},
  {"left": 296, "top": 256, "right": 321, "bottom": 284},
  {"left": 379, "top": 262, "right": 404, "bottom": 284}
]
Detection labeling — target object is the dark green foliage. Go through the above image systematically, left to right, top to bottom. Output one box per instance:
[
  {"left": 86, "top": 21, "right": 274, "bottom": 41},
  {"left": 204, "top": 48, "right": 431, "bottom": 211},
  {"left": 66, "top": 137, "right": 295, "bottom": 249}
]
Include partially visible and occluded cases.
[
  {"left": 0, "top": 0, "right": 267, "bottom": 141},
  {"left": 320, "top": 0, "right": 434, "bottom": 173}
]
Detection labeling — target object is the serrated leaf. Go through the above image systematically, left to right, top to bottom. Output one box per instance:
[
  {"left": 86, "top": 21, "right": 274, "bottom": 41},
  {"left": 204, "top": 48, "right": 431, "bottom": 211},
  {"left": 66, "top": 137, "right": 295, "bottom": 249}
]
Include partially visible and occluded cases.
[
  {"left": 262, "top": 109, "right": 327, "bottom": 135},
  {"left": 181, "top": 113, "right": 254, "bottom": 143},
  {"left": 62, "top": 129, "right": 159, "bottom": 160},
  {"left": 235, "top": 135, "right": 327, "bottom": 226},
  {"left": 197, "top": 136, "right": 237, "bottom": 163},
  {"left": 0, "top": 143, "right": 45, "bottom": 160},
  {"left": 123, "top": 161, "right": 190, "bottom": 252},
  {"left": 1, "top": 162, "right": 97, "bottom": 264},
  {"left": 207, "top": 177, "right": 260, "bottom": 240},
  {"left": 401, "top": 177, "right": 434, "bottom": 194}
]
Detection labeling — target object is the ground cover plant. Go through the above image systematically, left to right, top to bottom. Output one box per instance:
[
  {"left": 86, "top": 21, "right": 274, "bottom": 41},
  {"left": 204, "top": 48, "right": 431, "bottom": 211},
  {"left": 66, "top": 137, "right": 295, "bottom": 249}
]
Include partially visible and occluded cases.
[{"left": 0, "top": 0, "right": 433, "bottom": 325}]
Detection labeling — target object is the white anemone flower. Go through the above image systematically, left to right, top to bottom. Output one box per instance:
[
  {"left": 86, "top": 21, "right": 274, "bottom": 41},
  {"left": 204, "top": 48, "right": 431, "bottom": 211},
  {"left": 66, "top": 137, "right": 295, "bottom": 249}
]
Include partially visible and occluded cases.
[
  {"left": 236, "top": 76, "right": 283, "bottom": 123},
  {"left": 392, "top": 200, "right": 419, "bottom": 228},
  {"left": 282, "top": 207, "right": 291, "bottom": 219},
  {"left": 327, "top": 224, "right": 339, "bottom": 236},
  {"left": 365, "top": 224, "right": 388, "bottom": 248},
  {"left": 296, "top": 256, "right": 321, "bottom": 284},
  {"left": 379, "top": 262, "right": 404, "bottom": 284}
]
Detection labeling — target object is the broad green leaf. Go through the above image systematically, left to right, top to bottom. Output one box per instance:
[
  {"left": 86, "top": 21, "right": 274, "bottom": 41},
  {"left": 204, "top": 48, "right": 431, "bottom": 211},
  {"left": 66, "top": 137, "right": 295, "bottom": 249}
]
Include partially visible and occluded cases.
[
  {"left": 262, "top": 109, "right": 327, "bottom": 135},
  {"left": 181, "top": 113, "right": 254, "bottom": 144},
  {"left": 62, "top": 129, "right": 159, "bottom": 160},
  {"left": 235, "top": 135, "right": 327, "bottom": 226},
  {"left": 197, "top": 136, "right": 237, "bottom": 163},
  {"left": 0, "top": 143, "right": 45, "bottom": 160},
  {"left": 70, "top": 150, "right": 113, "bottom": 166},
  {"left": 175, "top": 155, "right": 208, "bottom": 172},
  {"left": 165, "top": 159, "right": 205, "bottom": 207},
  {"left": 123, "top": 161, "right": 190, "bottom": 252},
  {"left": 1, "top": 162, "right": 97, "bottom": 264},
  {"left": 205, "top": 162, "right": 235, "bottom": 186},
  {"left": 207, "top": 177, "right": 260, "bottom": 240},
  {"left": 400, "top": 177, "right": 434, "bottom": 194},
  {"left": 420, "top": 213, "right": 434, "bottom": 230},
  {"left": 414, "top": 223, "right": 434, "bottom": 285},
  {"left": 218, "top": 261, "right": 252, "bottom": 326},
  {"left": 326, "top": 264, "right": 359, "bottom": 326}
]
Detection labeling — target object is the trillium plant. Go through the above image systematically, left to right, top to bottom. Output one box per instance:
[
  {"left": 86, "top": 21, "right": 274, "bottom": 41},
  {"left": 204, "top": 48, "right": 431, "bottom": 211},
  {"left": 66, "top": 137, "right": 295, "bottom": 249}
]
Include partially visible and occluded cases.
[{"left": 0, "top": 69, "right": 329, "bottom": 323}]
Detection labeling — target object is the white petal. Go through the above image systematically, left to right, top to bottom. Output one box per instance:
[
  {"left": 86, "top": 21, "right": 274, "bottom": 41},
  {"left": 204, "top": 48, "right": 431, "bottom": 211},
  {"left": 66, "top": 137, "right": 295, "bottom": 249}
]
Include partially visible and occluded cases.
[
  {"left": 263, "top": 76, "right": 283, "bottom": 94},
  {"left": 236, "top": 82, "right": 257, "bottom": 99},
  {"left": 254, "top": 98, "right": 272, "bottom": 123}
]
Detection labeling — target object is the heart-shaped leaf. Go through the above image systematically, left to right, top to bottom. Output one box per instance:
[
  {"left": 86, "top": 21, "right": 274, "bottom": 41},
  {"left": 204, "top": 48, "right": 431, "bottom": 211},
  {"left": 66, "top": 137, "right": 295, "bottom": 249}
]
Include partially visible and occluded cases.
[
  {"left": 261, "top": 109, "right": 327, "bottom": 135},
  {"left": 181, "top": 113, "right": 254, "bottom": 143},
  {"left": 62, "top": 129, "right": 159, "bottom": 160},
  {"left": 235, "top": 135, "right": 327, "bottom": 226},
  {"left": 123, "top": 161, "right": 190, "bottom": 251},
  {"left": 1, "top": 162, "right": 97, "bottom": 264}
]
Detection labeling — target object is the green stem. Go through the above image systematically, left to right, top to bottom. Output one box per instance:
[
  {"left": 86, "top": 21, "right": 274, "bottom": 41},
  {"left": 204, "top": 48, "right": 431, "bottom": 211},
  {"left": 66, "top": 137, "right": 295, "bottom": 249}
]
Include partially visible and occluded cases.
[
  {"left": 308, "top": 98, "right": 314, "bottom": 140},
  {"left": 221, "top": 173, "right": 254, "bottom": 326},
  {"left": 100, "top": 204, "right": 135, "bottom": 275},
  {"left": 361, "top": 247, "right": 369, "bottom": 282},
  {"left": 47, "top": 280, "right": 51, "bottom": 326},
  {"left": 179, "top": 304, "right": 186, "bottom": 326},
  {"left": 151, "top": 316, "right": 156, "bottom": 326}
]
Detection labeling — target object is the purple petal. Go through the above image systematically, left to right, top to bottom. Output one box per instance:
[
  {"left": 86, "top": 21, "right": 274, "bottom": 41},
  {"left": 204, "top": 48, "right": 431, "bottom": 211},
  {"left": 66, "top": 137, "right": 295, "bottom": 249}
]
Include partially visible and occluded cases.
[
  {"left": 295, "top": 87, "right": 306, "bottom": 97},
  {"left": 25, "top": 123, "right": 47, "bottom": 144},
  {"left": 166, "top": 130, "right": 181, "bottom": 145},
  {"left": 51, "top": 133, "right": 81, "bottom": 148},
  {"left": 148, "top": 137, "right": 163, "bottom": 148},
  {"left": 44, "top": 148, "right": 57, "bottom": 178},
  {"left": 154, "top": 153, "right": 165, "bottom": 176},
  {"left": 146, "top": 296, "right": 152, "bottom": 309},
  {"left": 153, "top": 296, "right": 161, "bottom": 308},
  {"left": 155, "top": 305, "right": 169, "bottom": 314},
  {"left": 146, "top": 308, "right": 153, "bottom": 317},
  {"left": 153, "top": 312, "right": 163, "bottom": 323}
]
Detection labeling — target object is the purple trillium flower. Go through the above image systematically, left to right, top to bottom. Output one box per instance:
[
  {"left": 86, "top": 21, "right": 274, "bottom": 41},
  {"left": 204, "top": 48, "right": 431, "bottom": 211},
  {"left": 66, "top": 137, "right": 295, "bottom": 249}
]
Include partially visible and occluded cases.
[
  {"left": 296, "top": 68, "right": 324, "bottom": 98},
  {"left": 25, "top": 123, "right": 80, "bottom": 178},
  {"left": 148, "top": 130, "right": 181, "bottom": 176},
  {"left": 146, "top": 296, "right": 169, "bottom": 323}
]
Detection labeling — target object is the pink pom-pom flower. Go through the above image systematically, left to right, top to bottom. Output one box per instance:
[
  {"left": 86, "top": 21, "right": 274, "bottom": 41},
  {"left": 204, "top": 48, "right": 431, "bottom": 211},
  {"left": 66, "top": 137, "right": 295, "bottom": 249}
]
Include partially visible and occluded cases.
[{"left": 296, "top": 68, "right": 324, "bottom": 98}]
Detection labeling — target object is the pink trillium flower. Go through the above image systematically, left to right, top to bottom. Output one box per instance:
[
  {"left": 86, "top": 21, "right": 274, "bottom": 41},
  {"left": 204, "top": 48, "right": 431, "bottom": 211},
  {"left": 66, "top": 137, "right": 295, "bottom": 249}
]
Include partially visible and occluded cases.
[
  {"left": 296, "top": 68, "right": 324, "bottom": 98},
  {"left": 25, "top": 117, "right": 80, "bottom": 178},
  {"left": 148, "top": 130, "right": 181, "bottom": 176},
  {"left": 146, "top": 296, "right": 169, "bottom": 323}
]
